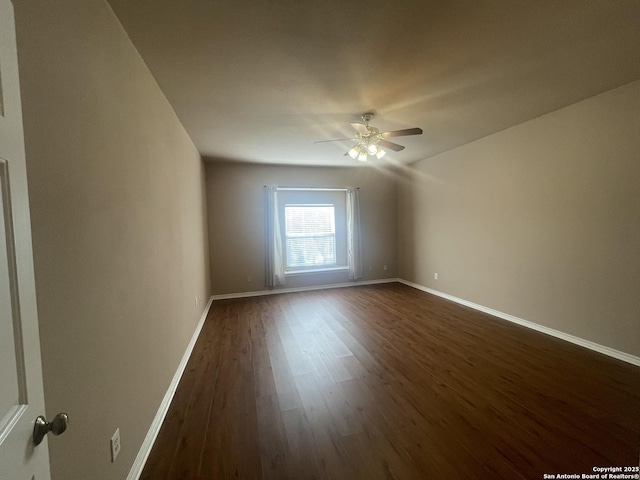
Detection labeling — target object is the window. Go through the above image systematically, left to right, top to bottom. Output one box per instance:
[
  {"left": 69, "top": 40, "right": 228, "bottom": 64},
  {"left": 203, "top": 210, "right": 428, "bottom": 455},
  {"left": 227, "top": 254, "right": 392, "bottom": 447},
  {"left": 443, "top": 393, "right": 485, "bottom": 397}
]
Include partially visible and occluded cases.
[
  {"left": 265, "top": 186, "right": 360, "bottom": 286},
  {"left": 277, "top": 189, "right": 347, "bottom": 274},
  {"left": 284, "top": 205, "right": 336, "bottom": 269}
]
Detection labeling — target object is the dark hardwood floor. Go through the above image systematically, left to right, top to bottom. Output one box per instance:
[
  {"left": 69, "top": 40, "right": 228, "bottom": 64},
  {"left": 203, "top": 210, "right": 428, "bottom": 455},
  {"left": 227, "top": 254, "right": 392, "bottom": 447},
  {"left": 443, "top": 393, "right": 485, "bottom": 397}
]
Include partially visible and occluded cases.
[{"left": 141, "top": 283, "right": 640, "bottom": 480}]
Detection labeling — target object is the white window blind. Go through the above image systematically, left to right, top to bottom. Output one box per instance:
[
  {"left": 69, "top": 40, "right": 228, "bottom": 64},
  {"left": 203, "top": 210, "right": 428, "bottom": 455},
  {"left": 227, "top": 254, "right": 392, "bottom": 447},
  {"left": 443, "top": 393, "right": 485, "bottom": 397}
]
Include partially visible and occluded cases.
[{"left": 284, "top": 205, "right": 336, "bottom": 268}]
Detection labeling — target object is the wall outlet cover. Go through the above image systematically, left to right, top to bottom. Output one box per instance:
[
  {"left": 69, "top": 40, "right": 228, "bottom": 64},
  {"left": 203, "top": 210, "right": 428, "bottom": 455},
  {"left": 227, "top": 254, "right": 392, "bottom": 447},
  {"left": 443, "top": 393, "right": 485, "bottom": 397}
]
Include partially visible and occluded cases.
[{"left": 110, "top": 428, "right": 121, "bottom": 462}]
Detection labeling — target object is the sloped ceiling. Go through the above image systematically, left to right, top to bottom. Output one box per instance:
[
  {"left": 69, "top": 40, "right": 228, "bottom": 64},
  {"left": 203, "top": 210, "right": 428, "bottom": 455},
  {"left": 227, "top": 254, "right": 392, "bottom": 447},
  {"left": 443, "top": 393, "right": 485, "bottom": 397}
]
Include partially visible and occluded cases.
[{"left": 107, "top": 0, "right": 640, "bottom": 166}]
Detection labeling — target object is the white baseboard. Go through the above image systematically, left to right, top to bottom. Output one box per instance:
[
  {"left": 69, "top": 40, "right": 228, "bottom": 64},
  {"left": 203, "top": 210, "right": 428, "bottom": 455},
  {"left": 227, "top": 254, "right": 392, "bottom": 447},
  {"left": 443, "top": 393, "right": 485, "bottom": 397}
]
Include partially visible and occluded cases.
[
  {"left": 211, "top": 278, "right": 399, "bottom": 300},
  {"left": 398, "top": 279, "right": 640, "bottom": 367},
  {"left": 127, "top": 295, "right": 215, "bottom": 480}
]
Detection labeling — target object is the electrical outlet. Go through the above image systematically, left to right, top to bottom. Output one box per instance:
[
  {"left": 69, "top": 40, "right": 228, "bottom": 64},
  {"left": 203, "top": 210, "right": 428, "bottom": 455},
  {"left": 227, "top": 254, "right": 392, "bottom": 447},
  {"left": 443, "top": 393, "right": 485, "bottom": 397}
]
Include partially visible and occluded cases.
[
  {"left": 383, "top": 265, "right": 387, "bottom": 271},
  {"left": 434, "top": 272, "right": 439, "bottom": 280},
  {"left": 246, "top": 275, "right": 252, "bottom": 283},
  {"left": 195, "top": 296, "right": 200, "bottom": 308},
  {"left": 110, "top": 428, "right": 121, "bottom": 462}
]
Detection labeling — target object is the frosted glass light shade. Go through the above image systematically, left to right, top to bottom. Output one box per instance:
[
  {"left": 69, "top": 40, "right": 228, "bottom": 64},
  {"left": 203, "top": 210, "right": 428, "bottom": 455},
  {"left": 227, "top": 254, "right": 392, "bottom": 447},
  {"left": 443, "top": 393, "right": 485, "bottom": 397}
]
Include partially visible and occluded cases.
[{"left": 348, "top": 142, "right": 386, "bottom": 161}]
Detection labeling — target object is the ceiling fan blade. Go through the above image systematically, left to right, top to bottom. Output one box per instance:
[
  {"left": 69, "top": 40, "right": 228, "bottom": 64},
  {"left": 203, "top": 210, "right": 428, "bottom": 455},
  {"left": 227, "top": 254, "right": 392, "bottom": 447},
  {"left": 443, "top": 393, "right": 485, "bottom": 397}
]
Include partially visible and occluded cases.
[
  {"left": 350, "top": 123, "right": 369, "bottom": 135},
  {"left": 382, "top": 127, "right": 423, "bottom": 138},
  {"left": 314, "top": 137, "right": 355, "bottom": 143},
  {"left": 378, "top": 139, "right": 405, "bottom": 152}
]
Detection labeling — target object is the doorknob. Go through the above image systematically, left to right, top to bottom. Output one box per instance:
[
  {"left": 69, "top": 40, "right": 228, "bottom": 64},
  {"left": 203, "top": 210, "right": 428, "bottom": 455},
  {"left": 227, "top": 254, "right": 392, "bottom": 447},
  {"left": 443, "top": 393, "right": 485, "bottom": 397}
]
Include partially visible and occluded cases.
[{"left": 33, "top": 413, "right": 68, "bottom": 445}]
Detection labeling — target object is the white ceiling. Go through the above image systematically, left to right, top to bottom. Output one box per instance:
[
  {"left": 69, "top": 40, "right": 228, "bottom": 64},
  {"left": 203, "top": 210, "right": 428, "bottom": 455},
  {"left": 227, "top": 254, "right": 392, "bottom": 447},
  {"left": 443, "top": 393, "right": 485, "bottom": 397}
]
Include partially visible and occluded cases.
[{"left": 107, "top": 0, "right": 640, "bottom": 166}]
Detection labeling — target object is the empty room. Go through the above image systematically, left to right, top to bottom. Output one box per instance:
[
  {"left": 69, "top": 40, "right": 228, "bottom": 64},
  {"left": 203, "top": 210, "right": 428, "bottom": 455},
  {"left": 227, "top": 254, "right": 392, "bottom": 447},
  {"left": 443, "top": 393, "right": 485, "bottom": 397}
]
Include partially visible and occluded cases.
[{"left": 1, "top": 0, "right": 639, "bottom": 479}]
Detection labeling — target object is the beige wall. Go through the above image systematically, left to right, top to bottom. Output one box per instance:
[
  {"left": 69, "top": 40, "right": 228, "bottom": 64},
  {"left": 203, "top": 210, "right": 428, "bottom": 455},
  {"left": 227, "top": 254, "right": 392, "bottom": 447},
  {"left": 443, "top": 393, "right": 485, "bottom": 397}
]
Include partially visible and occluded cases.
[
  {"left": 14, "top": 1, "right": 210, "bottom": 479},
  {"left": 398, "top": 80, "right": 640, "bottom": 358},
  {"left": 206, "top": 162, "right": 397, "bottom": 294}
]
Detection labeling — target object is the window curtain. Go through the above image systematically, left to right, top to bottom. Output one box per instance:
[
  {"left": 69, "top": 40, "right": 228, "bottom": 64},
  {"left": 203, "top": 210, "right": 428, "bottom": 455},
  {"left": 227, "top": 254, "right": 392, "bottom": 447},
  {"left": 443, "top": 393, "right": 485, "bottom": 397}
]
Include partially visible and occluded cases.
[
  {"left": 265, "top": 186, "right": 285, "bottom": 287},
  {"left": 346, "top": 187, "right": 363, "bottom": 280}
]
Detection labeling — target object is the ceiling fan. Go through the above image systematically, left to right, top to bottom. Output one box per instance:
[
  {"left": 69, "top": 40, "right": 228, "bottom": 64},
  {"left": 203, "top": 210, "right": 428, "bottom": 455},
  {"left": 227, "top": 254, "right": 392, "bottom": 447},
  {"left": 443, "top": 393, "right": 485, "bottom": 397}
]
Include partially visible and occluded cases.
[{"left": 314, "top": 113, "right": 423, "bottom": 161}]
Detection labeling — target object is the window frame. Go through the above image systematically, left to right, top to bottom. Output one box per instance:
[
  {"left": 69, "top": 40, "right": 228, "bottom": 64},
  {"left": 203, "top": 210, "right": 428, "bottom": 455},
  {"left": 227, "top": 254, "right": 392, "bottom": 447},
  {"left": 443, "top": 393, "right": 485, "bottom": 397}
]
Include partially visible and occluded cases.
[
  {"left": 275, "top": 188, "right": 349, "bottom": 276},
  {"left": 284, "top": 203, "right": 337, "bottom": 270}
]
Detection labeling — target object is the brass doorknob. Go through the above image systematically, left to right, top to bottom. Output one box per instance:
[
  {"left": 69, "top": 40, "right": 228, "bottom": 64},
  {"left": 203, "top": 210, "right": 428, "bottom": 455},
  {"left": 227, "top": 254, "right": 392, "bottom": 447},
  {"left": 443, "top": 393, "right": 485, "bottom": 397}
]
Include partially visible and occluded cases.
[{"left": 33, "top": 413, "right": 68, "bottom": 445}]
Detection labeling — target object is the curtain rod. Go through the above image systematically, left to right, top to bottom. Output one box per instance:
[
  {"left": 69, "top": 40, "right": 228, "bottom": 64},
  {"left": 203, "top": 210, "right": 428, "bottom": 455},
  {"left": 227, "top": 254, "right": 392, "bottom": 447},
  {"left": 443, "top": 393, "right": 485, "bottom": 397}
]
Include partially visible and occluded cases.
[{"left": 264, "top": 186, "right": 359, "bottom": 191}]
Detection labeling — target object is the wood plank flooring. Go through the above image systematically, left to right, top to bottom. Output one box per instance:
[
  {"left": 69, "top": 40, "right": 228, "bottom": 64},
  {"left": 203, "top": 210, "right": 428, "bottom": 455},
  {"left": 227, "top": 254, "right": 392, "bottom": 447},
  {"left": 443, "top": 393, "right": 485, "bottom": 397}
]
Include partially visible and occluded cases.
[{"left": 141, "top": 283, "right": 640, "bottom": 480}]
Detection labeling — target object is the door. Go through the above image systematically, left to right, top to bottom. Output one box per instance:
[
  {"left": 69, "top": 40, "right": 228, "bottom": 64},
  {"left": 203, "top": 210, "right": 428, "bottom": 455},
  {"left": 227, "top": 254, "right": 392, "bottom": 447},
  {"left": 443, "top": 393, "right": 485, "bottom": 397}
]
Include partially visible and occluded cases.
[{"left": 0, "top": 0, "right": 52, "bottom": 479}]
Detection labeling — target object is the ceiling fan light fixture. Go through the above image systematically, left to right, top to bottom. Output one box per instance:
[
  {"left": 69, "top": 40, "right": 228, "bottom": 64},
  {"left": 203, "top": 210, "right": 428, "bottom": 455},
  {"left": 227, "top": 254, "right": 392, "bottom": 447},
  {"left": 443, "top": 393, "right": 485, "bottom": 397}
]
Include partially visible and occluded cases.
[{"left": 315, "top": 112, "right": 422, "bottom": 161}]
